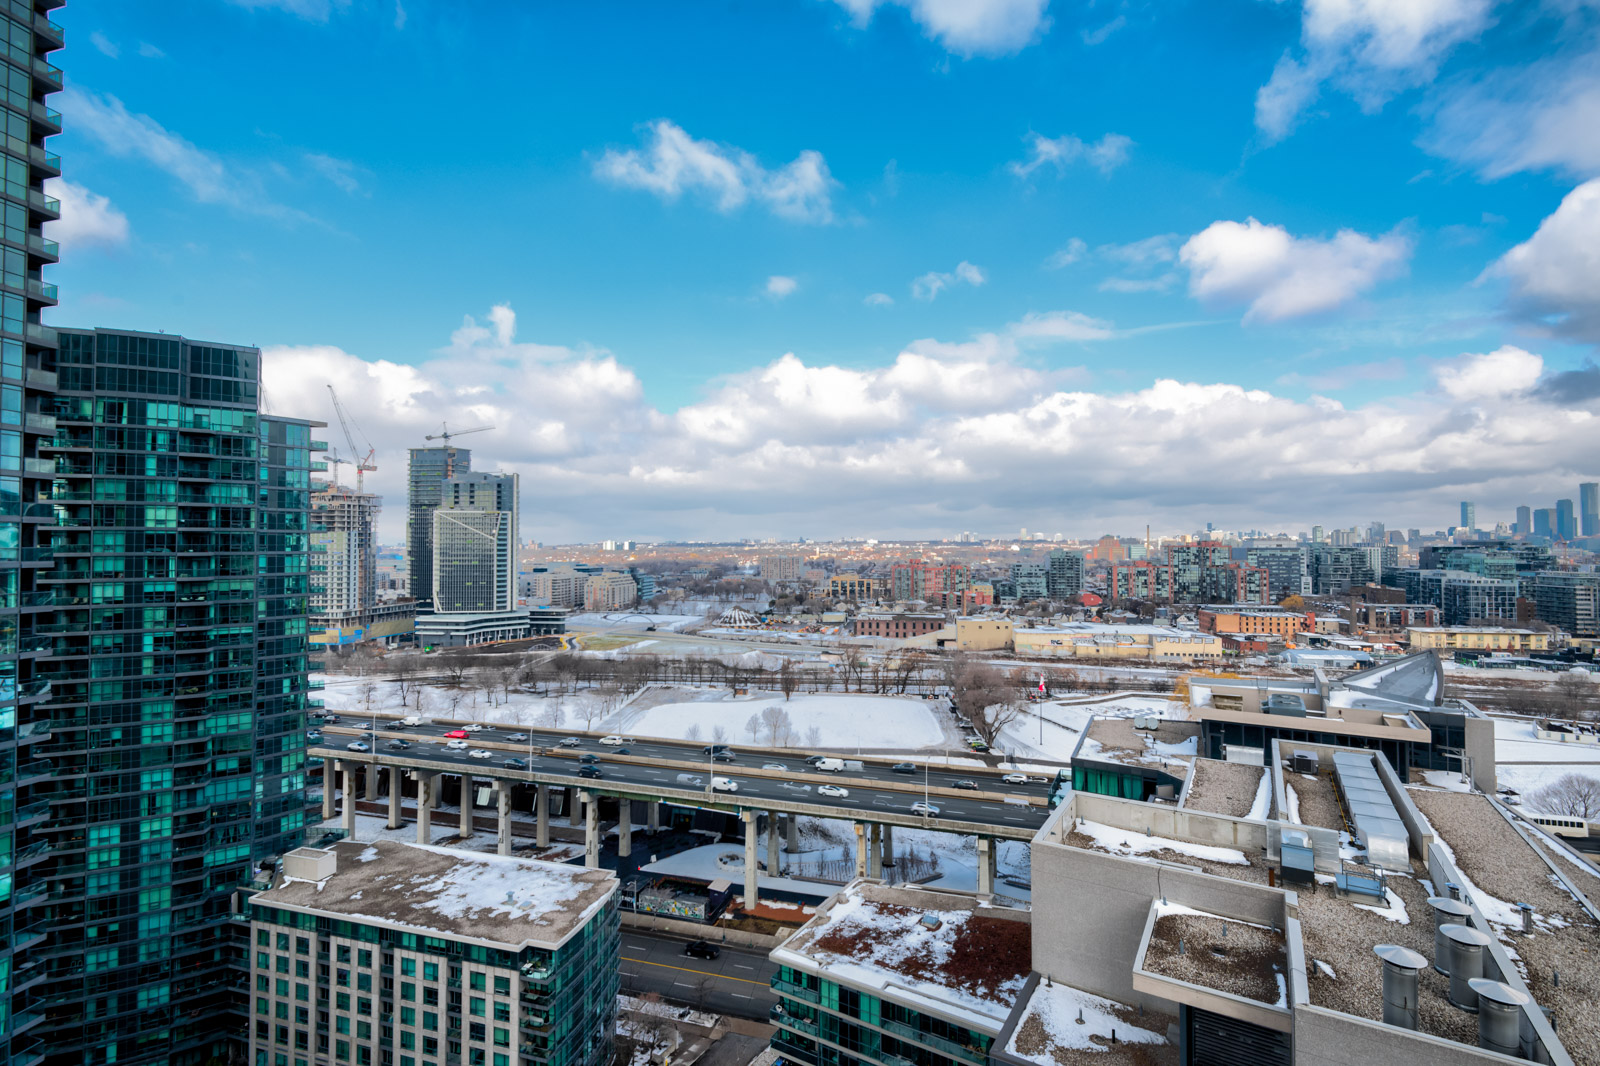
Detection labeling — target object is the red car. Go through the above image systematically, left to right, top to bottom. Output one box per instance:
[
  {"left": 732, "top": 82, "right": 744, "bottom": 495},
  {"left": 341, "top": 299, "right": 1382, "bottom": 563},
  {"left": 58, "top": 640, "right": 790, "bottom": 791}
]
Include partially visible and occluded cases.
[{"left": 443, "top": 729, "right": 469, "bottom": 739}]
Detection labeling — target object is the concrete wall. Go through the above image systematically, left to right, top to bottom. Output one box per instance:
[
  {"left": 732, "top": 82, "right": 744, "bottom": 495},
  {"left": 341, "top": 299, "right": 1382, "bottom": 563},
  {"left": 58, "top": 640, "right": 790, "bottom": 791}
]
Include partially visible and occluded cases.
[
  {"left": 955, "top": 617, "right": 1013, "bottom": 651},
  {"left": 1463, "top": 711, "right": 1498, "bottom": 793},
  {"left": 1070, "top": 792, "right": 1273, "bottom": 853},
  {"left": 620, "top": 911, "right": 784, "bottom": 949},
  {"left": 1293, "top": 1006, "right": 1525, "bottom": 1066}
]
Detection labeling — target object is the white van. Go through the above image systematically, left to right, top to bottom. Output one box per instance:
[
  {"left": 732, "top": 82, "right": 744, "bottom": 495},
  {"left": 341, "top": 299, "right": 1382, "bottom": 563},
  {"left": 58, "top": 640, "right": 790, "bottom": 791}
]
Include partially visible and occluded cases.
[
  {"left": 399, "top": 716, "right": 423, "bottom": 728},
  {"left": 814, "top": 758, "right": 846, "bottom": 773},
  {"left": 675, "top": 773, "right": 704, "bottom": 787},
  {"left": 712, "top": 777, "right": 740, "bottom": 793}
]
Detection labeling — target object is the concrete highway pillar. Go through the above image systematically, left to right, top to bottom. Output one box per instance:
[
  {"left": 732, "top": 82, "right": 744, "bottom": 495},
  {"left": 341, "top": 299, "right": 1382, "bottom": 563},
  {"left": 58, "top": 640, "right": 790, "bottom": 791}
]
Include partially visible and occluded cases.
[
  {"left": 322, "top": 761, "right": 337, "bottom": 821},
  {"left": 341, "top": 764, "right": 358, "bottom": 836},
  {"left": 366, "top": 764, "right": 381, "bottom": 801},
  {"left": 387, "top": 770, "right": 403, "bottom": 830},
  {"left": 416, "top": 774, "right": 434, "bottom": 843},
  {"left": 428, "top": 775, "right": 441, "bottom": 809},
  {"left": 459, "top": 776, "right": 474, "bottom": 839},
  {"left": 535, "top": 784, "right": 549, "bottom": 848},
  {"left": 496, "top": 787, "right": 513, "bottom": 857},
  {"left": 569, "top": 787, "right": 584, "bottom": 828},
  {"left": 582, "top": 791, "right": 599, "bottom": 869},
  {"left": 618, "top": 799, "right": 632, "bottom": 859},
  {"left": 647, "top": 802, "right": 659, "bottom": 833},
  {"left": 743, "top": 810, "right": 760, "bottom": 910},
  {"left": 766, "top": 811, "right": 780, "bottom": 876},
  {"left": 786, "top": 813, "right": 799, "bottom": 853},
  {"left": 854, "top": 823, "right": 869, "bottom": 878},
  {"left": 867, "top": 823, "right": 882, "bottom": 879},
  {"left": 881, "top": 823, "right": 895, "bottom": 878},
  {"left": 977, "top": 837, "right": 995, "bottom": 896}
]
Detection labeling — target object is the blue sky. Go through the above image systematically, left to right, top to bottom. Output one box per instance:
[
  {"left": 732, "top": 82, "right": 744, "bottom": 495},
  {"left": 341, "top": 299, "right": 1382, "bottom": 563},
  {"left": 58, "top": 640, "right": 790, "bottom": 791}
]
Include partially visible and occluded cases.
[{"left": 42, "top": 0, "right": 1600, "bottom": 542}]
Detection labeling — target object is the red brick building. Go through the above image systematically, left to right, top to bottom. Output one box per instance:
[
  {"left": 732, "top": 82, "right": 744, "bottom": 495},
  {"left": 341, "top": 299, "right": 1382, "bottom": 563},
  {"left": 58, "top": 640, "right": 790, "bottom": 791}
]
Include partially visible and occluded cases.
[{"left": 852, "top": 612, "right": 947, "bottom": 639}]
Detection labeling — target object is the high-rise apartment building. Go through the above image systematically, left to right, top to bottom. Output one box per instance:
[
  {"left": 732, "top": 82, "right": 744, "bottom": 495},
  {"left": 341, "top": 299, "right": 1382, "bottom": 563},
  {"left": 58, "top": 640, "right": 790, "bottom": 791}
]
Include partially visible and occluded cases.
[
  {"left": 40, "top": 328, "right": 320, "bottom": 1063},
  {"left": 405, "top": 444, "right": 469, "bottom": 609},
  {"left": 431, "top": 471, "right": 517, "bottom": 613},
  {"left": 309, "top": 482, "right": 379, "bottom": 637},
  {"left": 1582, "top": 482, "right": 1598, "bottom": 537},
  {"left": 1556, "top": 497, "right": 1576, "bottom": 541},
  {"left": 1459, "top": 500, "right": 1475, "bottom": 530},
  {"left": 1516, "top": 504, "right": 1532, "bottom": 535},
  {"left": 1533, "top": 507, "right": 1556, "bottom": 538},
  {"left": 1245, "top": 544, "right": 1309, "bottom": 601},
  {"left": 1045, "top": 548, "right": 1083, "bottom": 600},
  {"left": 759, "top": 553, "right": 802, "bottom": 583},
  {"left": 888, "top": 558, "right": 970, "bottom": 606}
]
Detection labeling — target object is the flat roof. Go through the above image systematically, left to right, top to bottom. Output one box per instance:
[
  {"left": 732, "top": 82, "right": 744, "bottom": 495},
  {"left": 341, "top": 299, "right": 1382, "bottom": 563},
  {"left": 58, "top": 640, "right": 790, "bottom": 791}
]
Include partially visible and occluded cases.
[
  {"left": 1075, "top": 718, "right": 1199, "bottom": 783},
  {"left": 252, "top": 841, "right": 617, "bottom": 951},
  {"left": 773, "top": 880, "right": 1032, "bottom": 1031},
  {"left": 1002, "top": 978, "right": 1176, "bottom": 1066}
]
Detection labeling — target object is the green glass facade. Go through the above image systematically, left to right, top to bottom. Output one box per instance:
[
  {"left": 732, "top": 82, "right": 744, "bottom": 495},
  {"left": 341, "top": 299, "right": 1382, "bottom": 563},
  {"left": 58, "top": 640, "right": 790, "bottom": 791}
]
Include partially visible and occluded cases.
[
  {"left": 0, "top": 3, "right": 62, "bottom": 1066},
  {"left": 28, "top": 329, "right": 318, "bottom": 1064},
  {"left": 250, "top": 893, "right": 620, "bottom": 1066},
  {"left": 769, "top": 966, "right": 994, "bottom": 1066}
]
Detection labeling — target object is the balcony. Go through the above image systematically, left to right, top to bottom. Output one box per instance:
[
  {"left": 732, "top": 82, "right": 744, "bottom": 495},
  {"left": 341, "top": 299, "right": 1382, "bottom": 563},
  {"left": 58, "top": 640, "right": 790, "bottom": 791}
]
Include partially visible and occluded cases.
[
  {"left": 34, "top": 13, "right": 65, "bottom": 48},
  {"left": 31, "top": 58, "right": 62, "bottom": 92},
  {"left": 30, "top": 101, "right": 60, "bottom": 135},
  {"left": 28, "top": 144, "right": 60, "bottom": 177},
  {"left": 27, "top": 189, "right": 60, "bottom": 222},
  {"left": 26, "top": 234, "right": 58, "bottom": 264},
  {"left": 26, "top": 279, "right": 57, "bottom": 304},
  {"left": 25, "top": 411, "right": 55, "bottom": 434},
  {"left": 310, "top": 440, "right": 328, "bottom": 451},
  {"left": 15, "top": 798, "right": 50, "bottom": 825}
]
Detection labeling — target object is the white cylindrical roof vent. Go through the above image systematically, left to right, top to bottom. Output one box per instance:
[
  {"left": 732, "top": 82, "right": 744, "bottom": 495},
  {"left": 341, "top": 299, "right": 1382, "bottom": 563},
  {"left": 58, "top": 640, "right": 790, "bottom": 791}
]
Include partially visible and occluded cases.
[
  {"left": 1427, "top": 897, "right": 1474, "bottom": 975},
  {"left": 1441, "top": 923, "right": 1492, "bottom": 1012},
  {"left": 1374, "top": 944, "right": 1426, "bottom": 1031},
  {"left": 1469, "top": 979, "right": 1529, "bottom": 1057}
]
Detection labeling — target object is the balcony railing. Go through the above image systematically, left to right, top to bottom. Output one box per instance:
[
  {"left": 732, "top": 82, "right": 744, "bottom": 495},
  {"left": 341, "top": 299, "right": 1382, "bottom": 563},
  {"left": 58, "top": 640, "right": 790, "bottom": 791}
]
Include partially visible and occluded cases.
[
  {"left": 30, "top": 58, "right": 62, "bottom": 91},
  {"left": 30, "top": 100, "right": 61, "bottom": 133},
  {"left": 27, "top": 190, "right": 60, "bottom": 221},
  {"left": 26, "top": 235, "right": 58, "bottom": 263}
]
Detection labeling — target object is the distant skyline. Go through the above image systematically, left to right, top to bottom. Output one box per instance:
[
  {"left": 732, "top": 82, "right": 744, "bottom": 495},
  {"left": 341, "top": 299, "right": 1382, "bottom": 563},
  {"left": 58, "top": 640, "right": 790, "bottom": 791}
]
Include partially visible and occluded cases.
[{"left": 44, "top": 1, "right": 1600, "bottom": 542}]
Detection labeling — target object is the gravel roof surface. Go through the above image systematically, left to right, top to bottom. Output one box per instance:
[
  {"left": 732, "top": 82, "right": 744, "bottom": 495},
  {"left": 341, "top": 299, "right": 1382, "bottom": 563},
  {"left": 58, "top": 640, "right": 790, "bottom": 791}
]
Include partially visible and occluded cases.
[
  {"left": 1182, "top": 760, "right": 1264, "bottom": 818},
  {"left": 1285, "top": 769, "right": 1344, "bottom": 831},
  {"left": 1409, "top": 788, "right": 1600, "bottom": 1062},
  {"left": 1062, "top": 829, "right": 1272, "bottom": 885},
  {"left": 1297, "top": 868, "right": 1477, "bottom": 1047},
  {"left": 1144, "top": 913, "right": 1285, "bottom": 1005},
  {"left": 1007, "top": 997, "right": 1178, "bottom": 1066}
]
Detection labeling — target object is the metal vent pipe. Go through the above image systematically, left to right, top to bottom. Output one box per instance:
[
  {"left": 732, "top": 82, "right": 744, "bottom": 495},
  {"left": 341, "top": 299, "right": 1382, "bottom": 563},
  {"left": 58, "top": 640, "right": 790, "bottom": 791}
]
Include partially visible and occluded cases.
[
  {"left": 1427, "top": 897, "right": 1474, "bottom": 975},
  {"left": 1441, "top": 923, "right": 1492, "bottom": 1012},
  {"left": 1374, "top": 944, "right": 1426, "bottom": 1031},
  {"left": 1469, "top": 979, "right": 1529, "bottom": 1058}
]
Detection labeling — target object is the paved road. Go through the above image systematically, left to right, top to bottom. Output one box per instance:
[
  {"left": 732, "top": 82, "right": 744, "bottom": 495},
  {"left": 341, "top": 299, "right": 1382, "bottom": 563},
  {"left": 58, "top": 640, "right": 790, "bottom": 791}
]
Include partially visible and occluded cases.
[
  {"left": 313, "top": 715, "right": 1055, "bottom": 836},
  {"left": 619, "top": 929, "right": 778, "bottom": 1021}
]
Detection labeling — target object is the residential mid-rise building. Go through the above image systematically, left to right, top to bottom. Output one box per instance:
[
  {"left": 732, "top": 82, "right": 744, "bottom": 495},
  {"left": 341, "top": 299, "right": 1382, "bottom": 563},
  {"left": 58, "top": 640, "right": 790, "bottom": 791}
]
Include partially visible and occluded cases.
[
  {"left": 0, "top": 8, "right": 61, "bottom": 1066},
  {"left": 41, "top": 328, "right": 321, "bottom": 1063},
  {"left": 405, "top": 444, "right": 470, "bottom": 608},
  {"left": 309, "top": 482, "right": 379, "bottom": 642},
  {"left": 1581, "top": 482, "right": 1598, "bottom": 537},
  {"left": 1245, "top": 543, "right": 1309, "bottom": 600},
  {"left": 1307, "top": 544, "right": 1377, "bottom": 594},
  {"left": 1045, "top": 548, "right": 1083, "bottom": 600},
  {"left": 759, "top": 553, "right": 802, "bottom": 583},
  {"left": 888, "top": 558, "right": 969, "bottom": 606},
  {"left": 1009, "top": 561, "right": 1047, "bottom": 600},
  {"left": 520, "top": 562, "right": 602, "bottom": 608},
  {"left": 626, "top": 566, "right": 657, "bottom": 602},
  {"left": 1401, "top": 568, "right": 1519, "bottom": 626},
  {"left": 582, "top": 570, "right": 638, "bottom": 611},
  {"left": 1527, "top": 570, "right": 1600, "bottom": 637},
  {"left": 828, "top": 573, "right": 885, "bottom": 601},
  {"left": 1196, "top": 607, "right": 1314, "bottom": 639},
  {"left": 852, "top": 612, "right": 946, "bottom": 639},
  {"left": 1405, "top": 627, "right": 1552, "bottom": 653},
  {"left": 249, "top": 842, "right": 619, "bottom": 1066}
]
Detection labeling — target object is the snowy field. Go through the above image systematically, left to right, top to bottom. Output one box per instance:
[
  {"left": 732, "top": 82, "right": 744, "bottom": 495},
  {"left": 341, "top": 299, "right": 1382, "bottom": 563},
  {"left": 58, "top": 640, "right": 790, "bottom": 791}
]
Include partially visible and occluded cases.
[
  {"left": 565, "top": 612, "right": 701, "bottom": 632},
  {"left": 315, "top": 674, "right": 621, "bottom": 729},
  {"left": 618, "top": 691, "right": 945, "bottom": 749},
  {"left": 996, "top": 694, "right": 1184, "bottom": 762}
]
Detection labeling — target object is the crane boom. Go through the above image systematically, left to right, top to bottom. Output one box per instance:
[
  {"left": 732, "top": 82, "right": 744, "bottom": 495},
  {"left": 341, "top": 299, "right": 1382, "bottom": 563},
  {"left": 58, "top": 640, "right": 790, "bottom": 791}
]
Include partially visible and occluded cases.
[
  {"left": 327, "top": 385, "right": 378, "bottom": 492},
  {"left": 424, "top": 423, "right": 494, "bottom": 444}
]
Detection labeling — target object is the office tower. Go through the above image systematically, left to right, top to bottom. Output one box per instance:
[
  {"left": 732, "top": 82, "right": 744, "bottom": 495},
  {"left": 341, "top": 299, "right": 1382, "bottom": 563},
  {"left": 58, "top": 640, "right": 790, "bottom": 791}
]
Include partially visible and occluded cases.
[
  {"left": 0, "top": 10, "right": 62, "bottom": 1066},
  {"left": 41, "top": 328, "right": 320, "bottom": 1064},
  {"left": 405, "top": 444, "right": 470, "bottom": 609},
  {"left": 431, "top": 471, "right": 518, "bottom": 612},
  {"left": 309, "top": 481, "right": 379, "bottom": 638},
  {"left": 1582, "top": 483, "right": 1598, "bottom": 537},
  {"left": 1556, "top": 498, "right": 1576, "bottom": 541},
  {"left": 1459, "top": 501, "right": 1475, "bottom": 530},
  {"left": 1516, "top": 505, "right": 1532, "bottom": 535},
  {"left": 1534, "top": 507, "right": 1556, "bottom": 538},
  {"left": 1367, "top": 521, "right": 1385, "bottom": 544},
  {"left": 1310, "top": 525, "right": 1324, "bottom": 543},
  {"left": 1046, "top": 547, "right": 1084, "bottom": 599}
]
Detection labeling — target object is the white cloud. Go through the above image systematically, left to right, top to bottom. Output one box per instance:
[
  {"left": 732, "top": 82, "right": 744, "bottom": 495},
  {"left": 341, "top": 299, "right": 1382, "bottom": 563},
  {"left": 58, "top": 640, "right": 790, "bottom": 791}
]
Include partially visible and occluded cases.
[
  {"left": 226, "top": 0, "right": 349, "bottom": 19},
  {"left": 394, "top": 0, "right": 407, "bottom": 29},
  {"left": 832, "top": 0, "right": 1052, "bottom": 56},
  {"left": 1256, "top": 0, "right": 1496, "bottom": 142},
  {"left": 1081, "top": 15, "right": 1125, "bottom": 46},
  {"left": 89, "top": 31, "right": 119, "bottom": 58},
  {"left": 138, "top": 42, "right": 166, "bottom": 59},
  {"left": 1421, "top": 51, "right": 1600, "bottom": 180},
  {"left": 59, "top": 89, "right": 313, "bottom": 223},
  {"left": 594, "top": 120, "right": 836, "bottom": 223},
  {"left": 1008, "top": 132, "right": 1132, "bottom": 178},
  {"left": 306, "top": 152, "right": 362, "bottom": 194},
  {"left": 44, "top": 178, "right": 130, "bottom": 249},
  {"left": 1486, "top": 179, "right": 1600, "bottom": 342},
  {"left": 1179, "top": 217, "right": 1411, "bottom": 321},
  {"left": 1099, "top": 234, "right": 1177, "bottom": 267},
  {"left": 1044, "top": 238, "right": 1087, "bottom": 268},
  {"left": 912, "top": 260, "right": 985, "bottom": 300},
  {"left": 1099, "top": 274, "right": 1179, "bottom": 293},
  {"left": 766, "top": 275, "right": 798, "bottom": 299},
  {"left": 864, "top": 292, "right": 895, "bottom": 307},
  {"left": 264, "top": 307, "right": 1600, "bottom": 541},
  {"left": 1433, "top": 345, "right": 1544, "bottom": 401}
]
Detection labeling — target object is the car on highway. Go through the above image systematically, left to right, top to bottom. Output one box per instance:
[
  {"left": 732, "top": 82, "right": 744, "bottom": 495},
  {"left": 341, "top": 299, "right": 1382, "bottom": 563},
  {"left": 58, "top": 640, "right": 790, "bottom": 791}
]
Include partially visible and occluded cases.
[
  {"left": 320, "top": 714, "right": 340, "bottom": 724},
  {"left": 463, "top": 724, "right": 484, "bottom": 732},
  {"left": 443, "top": 729, "right": 469, "bottom": 739},
  {"left": 305, "top": 730, "right": 322, "bottom": 742},
  {"left": 505, "top": 733, "right": 528, "bottom": 742},
  {"left": 599, "top": 735, "right": 627, "bottom": 745},
  {"left": 559, "top": 738, "right": 582, "bottom": 748},
  {"left": 386, "top": 740, "right": 411, "bottom": 750},
  {"left": 445, "top": 740, "right": 469, "bottom": 751},
  {"left": 346, "top": 741, "right": 370, "bottom": 752},
  {"left": 702, "top": 745, "right": 732, "bottom": 755},
  {"left": 613, "top": 748, "right": 632, "bottom": 756},
  {"left": 468, "top": 749, "right": 493, "bottom": 760},
  {"left": 712, "top": 752, "right": 738, "bottom": 763},
  {"left": 579, "top": 754, "right": 600, "bottom": 764},
  {"left": 804, "top": 755, "right": 827, "bottom": 766},
  {"left": 502, "top": 757, "right": 528, "bottom": 769},
  {"left": 762, "top": 762, "right": 787, "bottom": 771},
  {"left": 891, "top": 762, "right": 916, "bottom": 774},
  {"left": 576, "top": 766, "right": 603, "bottom": 779},
  {"left": 1002, "top": 773, "right": 1029, "bottom": 785},
  {"left": 711, "top": 777, "right": 739, "bottom": 793},
  {"left": 953, "top": 780, "right": 979, "bottom": 791},
  {"left": 781, "top": 782, "right": 812, "bottom": 792},
  {"left": 817, "top": 784, "right": 849, "bottom": 798},
  {"left": 910, "top": 801, "right": 940, "bottom": 816},
  {"left": 683, "top": 940, "right": 721, "bottom": 960}
]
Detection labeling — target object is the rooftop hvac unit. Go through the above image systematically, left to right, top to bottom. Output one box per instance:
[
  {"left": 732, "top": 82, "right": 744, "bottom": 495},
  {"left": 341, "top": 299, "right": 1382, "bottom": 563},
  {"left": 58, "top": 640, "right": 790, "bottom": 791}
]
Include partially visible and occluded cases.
[
  {"left": 1265, "top": 693, "right": 1307, "bottom": 717},
  {"left": 1291, "top": 750, "right": 1319, "bottom": 775}
]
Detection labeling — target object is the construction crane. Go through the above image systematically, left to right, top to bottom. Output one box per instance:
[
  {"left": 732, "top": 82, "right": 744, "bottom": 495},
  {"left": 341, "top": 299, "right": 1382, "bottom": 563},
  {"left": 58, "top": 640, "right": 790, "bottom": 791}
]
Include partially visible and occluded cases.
[
  {"left": 327, "top": 385, "right": 378, "bottom": 493},
  {"left": 425, "top": 422, "right": 493, "bottom": 445},
  {"left": 316, "top": 448, "right": 353, "bottom": 487}
]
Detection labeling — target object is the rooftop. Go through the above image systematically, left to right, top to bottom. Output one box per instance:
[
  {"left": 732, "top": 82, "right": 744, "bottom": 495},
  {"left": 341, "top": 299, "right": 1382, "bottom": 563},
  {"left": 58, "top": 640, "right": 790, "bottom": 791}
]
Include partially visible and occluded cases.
[
  {"left": 1074, "top": 717, "right": 1199, "bottom": 782},
  {"left": 1180, "top": 759, "right": 1267, "bottom": 819},
  {"left": 253, "top": 841, "right": 617, "bottom": 951},
  {"left": 773, "top": 880, "right": 1032, "bottom": 1030},
  {"left": 1142, "top": 904, "right": 1288, "bottom": 1007},
  {"left": 1002, "top": 978, "right": 1176, "bottom": 1066}
]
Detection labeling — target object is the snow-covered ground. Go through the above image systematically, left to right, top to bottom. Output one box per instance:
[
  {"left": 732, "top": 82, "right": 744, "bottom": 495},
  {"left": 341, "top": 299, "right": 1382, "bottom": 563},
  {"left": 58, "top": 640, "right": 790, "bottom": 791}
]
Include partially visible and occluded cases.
[
  {"left": 566, "top": 612, "right": 702, "bottom": 632},
  {"left": 316, "top": 674, "right": 621, "bottom": 729},
  {"left": 616, "top": 691, "right": 946, "bottom": 749},
  {"left": 996, "top": 695, "right": 1184, "bottom": 762},
  {"left": 1488, "top": 716, "right": 1600, "bottom": 808},
  {"left": 312, "top": 812, "right": 587, "bottom": 863},
  {"left": 788, "top": 816, "right": 1032, "bottom": 899}
]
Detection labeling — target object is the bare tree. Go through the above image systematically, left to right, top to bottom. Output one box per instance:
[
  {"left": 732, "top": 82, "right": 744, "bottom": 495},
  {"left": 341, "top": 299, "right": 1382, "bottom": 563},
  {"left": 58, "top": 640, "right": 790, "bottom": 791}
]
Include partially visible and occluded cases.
[
  {"left": 840, "top": 645, "right": 866, "bottom": 692},
  {"left": 391, "top": 656, "right": 420, "bottom": 705},
  {"left": 779, "top": 658, "right": 798, "bottom": 702},
  {"left": 952, "top": 659, "right": 1021, "bottom": 747},
  {"left": 1552, "top": 672, "right": 1595, "bottom": 722},
  {"left": 359, "top": 680, "right": 377, "bottom": 712},
  {"left": 580, "top": 684, "right": 620, "bottom": 732},
  {"left": 534, "top": 703, "right": 564, "bottom": 730},
  {"left": 761, "top": 705, "right": 794, "bottom": 747},
  {"left": 745, "top": 713, "right": 762, "bottom": 745},
  {"left": 685, "top": 723, "right": 703, "bottom": 743},
  {"left": 711, "top": 724, "right": 729, "bottom": 745},
  {"left": 804, "top": 724, "right": 822, "bottom": 749},
  {"left": 1529, "top": 773, "right": 1600, "bottom": 819}
]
